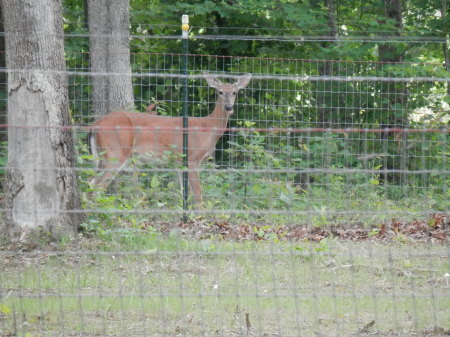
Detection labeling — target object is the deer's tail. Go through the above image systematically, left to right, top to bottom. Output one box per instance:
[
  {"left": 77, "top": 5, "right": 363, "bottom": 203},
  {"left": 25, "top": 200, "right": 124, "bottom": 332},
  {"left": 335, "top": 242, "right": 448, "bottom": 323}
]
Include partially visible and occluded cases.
[{"left": 88, "top": 130, "right": 100, "bottom": 168}]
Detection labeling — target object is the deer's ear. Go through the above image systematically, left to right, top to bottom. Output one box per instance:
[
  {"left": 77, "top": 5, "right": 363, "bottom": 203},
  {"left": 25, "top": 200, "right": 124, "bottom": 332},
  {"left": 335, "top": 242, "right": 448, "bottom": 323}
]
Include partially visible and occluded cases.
[
  {"left": 204, "top": 72, "right": 223, "bottom": 89},
  {"left": 235, "top": 73, "right": 252, "bottom": 90}
]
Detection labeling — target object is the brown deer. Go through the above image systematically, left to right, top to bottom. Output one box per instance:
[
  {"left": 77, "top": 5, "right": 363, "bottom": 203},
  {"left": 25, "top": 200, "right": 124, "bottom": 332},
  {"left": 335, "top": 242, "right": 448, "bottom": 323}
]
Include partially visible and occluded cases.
[{"left": 88, "top": 73, "right": 252, "bottom": 204}]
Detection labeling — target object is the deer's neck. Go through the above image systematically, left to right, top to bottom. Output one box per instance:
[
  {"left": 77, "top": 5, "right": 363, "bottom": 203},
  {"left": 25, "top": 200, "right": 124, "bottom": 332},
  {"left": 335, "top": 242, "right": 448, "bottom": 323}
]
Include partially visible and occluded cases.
[{"left": 208, "top": 97, "right": 230, "bottom": 129}]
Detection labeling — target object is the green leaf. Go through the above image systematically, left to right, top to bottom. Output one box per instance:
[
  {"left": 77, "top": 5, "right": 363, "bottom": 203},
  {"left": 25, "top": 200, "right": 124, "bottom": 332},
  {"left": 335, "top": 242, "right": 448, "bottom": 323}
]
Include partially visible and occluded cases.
[
  {"left": 150, "top": 175, "right": 160, "bottom": 188},
  {"left": 369, "top": 179, "right": 380, "bottom": 185}
]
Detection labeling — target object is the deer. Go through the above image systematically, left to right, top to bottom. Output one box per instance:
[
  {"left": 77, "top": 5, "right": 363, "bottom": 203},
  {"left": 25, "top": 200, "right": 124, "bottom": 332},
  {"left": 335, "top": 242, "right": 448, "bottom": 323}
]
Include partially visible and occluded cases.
[{"left": 88, "top": 73, "right": 252, "bottom": 204}]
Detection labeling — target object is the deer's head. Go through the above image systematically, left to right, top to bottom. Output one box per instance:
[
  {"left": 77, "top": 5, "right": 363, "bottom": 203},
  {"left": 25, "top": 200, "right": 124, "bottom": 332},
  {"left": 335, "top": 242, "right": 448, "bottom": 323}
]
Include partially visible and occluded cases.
[{"left": 204, "top": 73, "right": 252, "bottom": 115}]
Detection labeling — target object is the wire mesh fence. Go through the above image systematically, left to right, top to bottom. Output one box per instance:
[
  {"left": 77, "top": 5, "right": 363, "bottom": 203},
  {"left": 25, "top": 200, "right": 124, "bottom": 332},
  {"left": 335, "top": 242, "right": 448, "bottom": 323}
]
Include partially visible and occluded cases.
[
  {"left": 0, "top": 28, "right": 449, "bottom": 337},
  {"left": 62, "top": 52, "right": 449, "bottom": 224},
  {"left": 1, "top": 245, "right": 449, "bottom": 337}
]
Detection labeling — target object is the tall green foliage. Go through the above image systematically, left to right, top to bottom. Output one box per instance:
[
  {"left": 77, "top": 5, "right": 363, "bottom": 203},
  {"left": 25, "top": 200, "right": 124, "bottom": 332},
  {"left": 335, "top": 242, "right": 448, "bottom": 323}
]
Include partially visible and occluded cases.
[{"left": 59, "top": 0, "right": 448, "bottom": 222}]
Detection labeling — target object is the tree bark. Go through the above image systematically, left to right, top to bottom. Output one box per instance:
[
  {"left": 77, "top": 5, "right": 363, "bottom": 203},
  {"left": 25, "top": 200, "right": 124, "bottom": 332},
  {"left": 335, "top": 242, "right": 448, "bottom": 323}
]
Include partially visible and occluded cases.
[
  {"left": 1, "top": 0, "right": 83, "bottom": 242},
  {"left": 87, "top": 0, "right": 134, "bottom": 117},
  {"left": 316, "top": 0, "right": 338, "bottom": 127},
  {"left": 325, "top": 0, "right": 338, "bottom": 39},
  {"left": 378, "top": 0, "right": 408, "bottom": 186},
  {"left": 378, "top": 0, "right": 406, "bottom": 127},
  {"left": 379, "top": 0, "right": 403, "bottom": 62},
  {"left": 379, "top": 0, "right": 405, "bottom": 123}
]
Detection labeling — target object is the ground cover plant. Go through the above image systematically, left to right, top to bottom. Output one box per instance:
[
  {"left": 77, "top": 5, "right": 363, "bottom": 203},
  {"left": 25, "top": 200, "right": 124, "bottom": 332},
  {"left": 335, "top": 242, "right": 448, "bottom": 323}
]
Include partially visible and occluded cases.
[{"left": 76, "top": 127, "right": 448, "bottom": 230}]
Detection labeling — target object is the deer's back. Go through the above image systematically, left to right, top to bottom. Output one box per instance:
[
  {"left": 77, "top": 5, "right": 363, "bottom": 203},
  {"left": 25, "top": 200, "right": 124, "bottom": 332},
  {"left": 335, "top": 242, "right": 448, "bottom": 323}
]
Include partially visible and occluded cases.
[{"left": 94, "top": 111, "right": 224, "bottom": 163}]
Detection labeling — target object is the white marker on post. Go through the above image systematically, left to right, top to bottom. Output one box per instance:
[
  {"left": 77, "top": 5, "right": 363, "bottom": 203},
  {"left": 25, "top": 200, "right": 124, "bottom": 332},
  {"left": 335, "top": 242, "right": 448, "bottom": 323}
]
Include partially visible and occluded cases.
[{"left": 182, "top": 15, "right": 189, "bottom": 39}]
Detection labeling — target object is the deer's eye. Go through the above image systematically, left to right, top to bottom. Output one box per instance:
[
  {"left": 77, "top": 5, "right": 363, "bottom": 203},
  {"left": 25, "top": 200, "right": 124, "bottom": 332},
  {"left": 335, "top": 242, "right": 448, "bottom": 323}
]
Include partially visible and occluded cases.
[
  {"left": 219, "top": 91, "right": 223, "bottom": 95},
  {"left": 233, "top": 91, "right": 237, "bottom": 95}
]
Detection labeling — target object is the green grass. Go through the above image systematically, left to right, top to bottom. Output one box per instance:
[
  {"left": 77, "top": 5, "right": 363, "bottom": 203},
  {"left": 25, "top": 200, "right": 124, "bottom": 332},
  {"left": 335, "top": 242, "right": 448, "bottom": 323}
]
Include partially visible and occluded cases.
[{"left": 1, "top": 236, "right": 449, "bottom": 336}]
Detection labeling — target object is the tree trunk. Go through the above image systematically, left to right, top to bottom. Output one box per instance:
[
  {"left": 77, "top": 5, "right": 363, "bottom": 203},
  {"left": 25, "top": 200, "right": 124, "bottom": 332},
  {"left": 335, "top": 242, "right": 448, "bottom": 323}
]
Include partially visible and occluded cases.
[
  {"left": 1, "top": 0, "right": 83, "bottom": 243},
  {"left": 87, "top": 0, "right": 134, "bottom": 117},
  {"left": 315, "top": 0, "right": 338, "bottom": 128},
  {"left": 325, "top": 0, "right": 338, "bottom": 39},
  {"left": 378, "top": 0, "right": 407, "bottom": 187},
  {"left": 378, "top": 0, "right": 406, "bottom": 124},
  {"left": 379, "top": 0, "right": 403, "bottom": 62},
  {"left": 379, "top": 0, "right": 406, "bottom": 125}
]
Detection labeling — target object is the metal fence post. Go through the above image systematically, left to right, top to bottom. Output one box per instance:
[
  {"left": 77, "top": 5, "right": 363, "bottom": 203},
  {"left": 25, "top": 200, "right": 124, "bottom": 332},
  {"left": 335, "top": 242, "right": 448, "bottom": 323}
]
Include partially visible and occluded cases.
[{"left": 181, "top": 14, "right": 189, "bottom": 221}]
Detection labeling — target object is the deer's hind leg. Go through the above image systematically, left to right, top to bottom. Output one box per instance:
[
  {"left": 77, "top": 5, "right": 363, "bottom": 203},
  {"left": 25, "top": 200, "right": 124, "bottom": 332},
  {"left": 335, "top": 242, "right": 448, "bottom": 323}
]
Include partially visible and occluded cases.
[
  {"left": 89, "top": 158, "right": 129, "bottom": 191},
  {"left": 188, "top": 163, "right": 202, "bottom": 205}
]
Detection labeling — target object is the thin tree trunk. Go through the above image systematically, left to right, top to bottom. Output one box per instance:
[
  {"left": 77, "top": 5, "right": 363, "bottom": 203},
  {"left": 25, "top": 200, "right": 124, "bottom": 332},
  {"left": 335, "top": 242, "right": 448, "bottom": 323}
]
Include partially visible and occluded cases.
[
  {"left": 1, "top": 0, "right": 83, "bottom": 242},
  {"left": 88, "top": 0, "right": 134, "bottom": 117},
  {"left": 317, "top": 0, "right": 338, "bottom": 127},
  {"left": 325, "top": 0, "right": 338, "bottom": 39},
  {"left": 378, "top": 0, "right": 408, "bottom": 186},
  {"left": 379, "top": 0, "right": 406, "bottom": 126},
  {"left": 379, "top": 0, "right": 403, "bottom": 62}
]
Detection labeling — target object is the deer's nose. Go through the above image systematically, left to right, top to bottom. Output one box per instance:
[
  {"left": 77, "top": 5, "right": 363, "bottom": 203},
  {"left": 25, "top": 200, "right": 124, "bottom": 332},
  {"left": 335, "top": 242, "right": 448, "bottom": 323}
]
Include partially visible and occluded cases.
[{"left": 225, "top": 105, "right": 233, "bottom": 112}]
